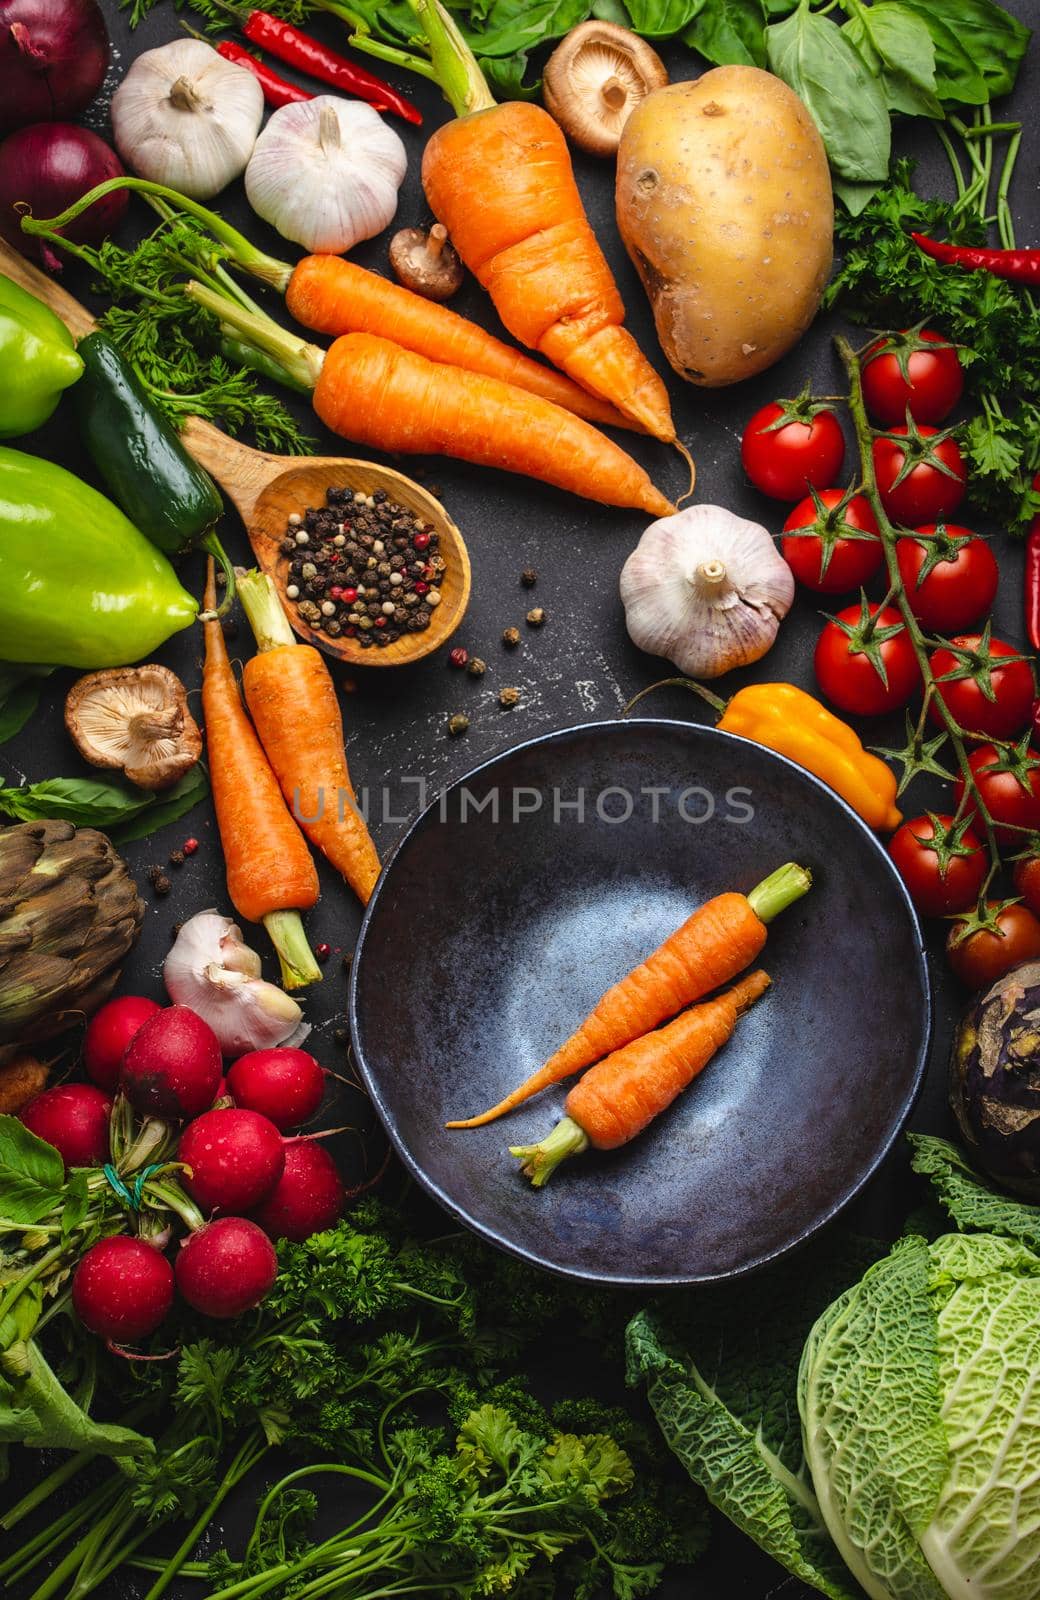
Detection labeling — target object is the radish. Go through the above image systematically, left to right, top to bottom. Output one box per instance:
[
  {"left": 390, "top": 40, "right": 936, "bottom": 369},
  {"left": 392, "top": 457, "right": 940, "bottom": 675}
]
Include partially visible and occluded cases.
[
  {"left": 83, "top": 996, "right": 161, "bottom": 1092},
  {"left": 121, "top": 1006, "right": 222, "bottom": 1121},
  {"left": 226, "top": 1048, "right": 325, "bottom": 1131},
  {"left": 20, "top": 1083, "right": 112, "bottom": 1167},
  {"left": 177, "top": 1108, "right": 285, "bottom": 1213},
  {"left": 251, "top": 1140, "right": 345, "bottom": 1242},
  {"left": 175, "top": 1217, "right": 277, "bottom": 1318},
  {"left": 72, "top": 1236, "right": 175, "bottom": 1342}
]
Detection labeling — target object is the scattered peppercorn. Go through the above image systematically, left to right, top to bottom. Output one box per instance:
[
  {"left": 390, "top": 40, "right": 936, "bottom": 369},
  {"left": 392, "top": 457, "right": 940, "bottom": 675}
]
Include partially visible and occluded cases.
[
  {"left": 281, "top": 484, "right": 441, "bottom": 649},
  {"left": 521, "top": 567, "right": 537, "bottom": 588},
  {"left": 526, "top": 607, "right": 545, "bottom": 627},
  {"left": 502, "top": 627, "right": 521, "bottom": 648},
  {"left": 448, "top": 646, "right": 469, "bottom": 669},
  {"left": 467, "top": 656, "right": 487, "bottom": 678},
  {"left": 499, "top": 687, "right": 520, "bottom": 708},
  {"left": 448, "top": 713, "right": 470, "bottom": 736},
  {"left": 182, "top": 838, "right": 199, "bottom": 856},
  {"left": 168, "top": 849, "right": 185, "bottom": 868},
  {"left": 146, "top": 866, "right": 172, "bottom": 897},
  {"left": 315, "top": 943, "right": 332, "bottom": 963},
  {"left": 334, "top": 1027, "right": 350, "bottom": 1046}
]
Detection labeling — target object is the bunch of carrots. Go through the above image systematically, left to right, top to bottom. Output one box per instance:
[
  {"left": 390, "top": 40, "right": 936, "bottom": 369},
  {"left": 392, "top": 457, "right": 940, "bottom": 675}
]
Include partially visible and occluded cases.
[
  {"left": 202, "top": 561, "right": 381, "bottom": 990},
  {"left": 447, "top": 863, "right": 811, "bottom": 1184}
]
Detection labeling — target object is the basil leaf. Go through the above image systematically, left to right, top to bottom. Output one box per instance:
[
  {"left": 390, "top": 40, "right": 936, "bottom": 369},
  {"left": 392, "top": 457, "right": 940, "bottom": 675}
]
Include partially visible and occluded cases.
[
  {"left": 592, "top": 0, "right": 630, "bottom": 18},
  {"left": 623, "top": 0, "right": 704, "bottom": 34},
  {"left": 683, "top": 0, "right": 767, "bottom": 66},
  {"left": 895, "top": 0, "right": 988, "bottom": 104},
  {"left": 904, "top": 0, "right": 1029, "bottom": 99},
  {"left": 843, "top": 4, "right": 942, "bottom": 118},
  {"left": 767, "top": 8, "right": 891, "bottom": 182},
  {"left": 833, "top": 177, "right": 884, "bottom": 215},
  {"left": 0, "top": 666, "right": 54, "bottom": 747},
  {"left": 109, "top": 766, "right": 209, "bottom": 844},
  {"left": 0, "top": 777, "right": 156, "bottom": 829},
  {"left": 0, "top": 1116, "right": 65, "bottom": 1226}
]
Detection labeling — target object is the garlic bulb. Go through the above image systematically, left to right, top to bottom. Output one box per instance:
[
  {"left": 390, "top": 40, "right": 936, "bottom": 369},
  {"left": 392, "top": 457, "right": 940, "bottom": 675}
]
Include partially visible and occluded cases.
[
  {"left": 111, "top": 39, "right": 263, "bottom": 200},
  {"left": 245, "top": 97, "right": 407, "bottom": 254},
  {"left": 620, "top": 505, "right": 794, "bottom": 678},
  {"left": 164, "top": 911, "right": 309, "bottom": 1057}
]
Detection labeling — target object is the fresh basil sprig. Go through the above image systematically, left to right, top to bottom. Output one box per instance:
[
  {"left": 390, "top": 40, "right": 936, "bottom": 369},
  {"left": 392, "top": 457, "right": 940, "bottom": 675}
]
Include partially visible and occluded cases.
[{"left": 0, "top": 766, "right": 208, "bottom": 841}]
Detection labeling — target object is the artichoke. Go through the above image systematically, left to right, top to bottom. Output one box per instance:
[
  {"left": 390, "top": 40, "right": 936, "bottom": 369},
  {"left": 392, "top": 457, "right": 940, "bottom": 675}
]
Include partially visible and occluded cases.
[
  {"left": 0, "top": 820, "right": 144, "bottom": 1064},
  {"left": 950, "top": 959, "right": 1040, "bottom": 1199}
]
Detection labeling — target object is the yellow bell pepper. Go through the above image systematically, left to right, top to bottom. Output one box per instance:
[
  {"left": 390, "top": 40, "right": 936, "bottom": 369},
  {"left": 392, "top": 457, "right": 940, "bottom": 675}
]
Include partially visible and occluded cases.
[{"left": 718, "top": 682, "right": 902, "bottom": 832}]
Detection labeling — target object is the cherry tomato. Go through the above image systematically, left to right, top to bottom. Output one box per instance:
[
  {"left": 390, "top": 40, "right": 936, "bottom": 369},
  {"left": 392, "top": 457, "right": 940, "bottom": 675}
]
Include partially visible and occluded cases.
[
  {"left": 862, "top": 330, "right": 964, "bottom": 426},
  {"left": 741, "top": 396, "right": 845, "bottom": 501},
  {"left": 873, "top": 426, "right": 966, "bottom": 524},
  {"left": 781, "top": 490, "right": 883, "bottom": 593},
  {"left": 896, "top": 525, "right": 998, "bottom": 633},
  {"left": 814, "top": 602, "right": 919, "bottom": 716},
  {"left": 929, "top": 634, "right": 1035, "bottom": 741},
  {"left": 954, "top": 743, "right": 1040, "bottom": 847},
  {"left": 888, "top": 813, "right": 987, "bottom": 918},
  {"left": 1013, "top": 857, "right": 1040, "bottom": 918},
  {"left": 946, "top": 902, "right": 1040, "bottom": 988}
]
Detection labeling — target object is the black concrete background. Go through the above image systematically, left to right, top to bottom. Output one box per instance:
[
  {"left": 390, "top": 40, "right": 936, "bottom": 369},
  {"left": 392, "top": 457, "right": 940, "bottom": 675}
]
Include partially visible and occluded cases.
[{"left": 3, "top": 0, "right": 1038, "bottom": 1591}]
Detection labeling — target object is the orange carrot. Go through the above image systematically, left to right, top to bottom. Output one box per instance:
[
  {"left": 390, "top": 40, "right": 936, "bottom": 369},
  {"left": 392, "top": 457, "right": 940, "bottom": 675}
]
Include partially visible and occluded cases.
[
  {"left": 413, "top": 2, "right": 675, "bottom": 444},
  {"left": 285, "top": 255, "right": 641, "bottom": 433},
  {"left": 313, "top": 333, "right": 675, "bottom": 518},
  {"left": 201, "top": 559, "right": 322, "bottom": 990},
  {"left": 237, "top": 569, "right": 381, "bottom": 905},
  {"left": 447, "top": 863, "right": 809, "bottom": 1128},
  {"left": 511, "top": 969, "right": 770, "bottom": 1185}
]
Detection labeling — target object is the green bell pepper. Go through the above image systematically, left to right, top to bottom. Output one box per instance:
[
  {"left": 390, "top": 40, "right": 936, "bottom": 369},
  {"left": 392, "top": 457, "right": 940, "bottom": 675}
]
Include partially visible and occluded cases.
[
  {"left": 0, "top": 275, "right": 83, "bottom": 438},
  {"left": 0, "top": 447, "right": 197, "bottom": 667}
]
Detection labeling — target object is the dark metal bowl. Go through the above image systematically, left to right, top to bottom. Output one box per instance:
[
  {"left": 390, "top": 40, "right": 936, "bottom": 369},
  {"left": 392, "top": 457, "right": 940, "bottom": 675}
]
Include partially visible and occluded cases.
[{"left": 350, "top": 719, "right": 931, "bottom": 1285}]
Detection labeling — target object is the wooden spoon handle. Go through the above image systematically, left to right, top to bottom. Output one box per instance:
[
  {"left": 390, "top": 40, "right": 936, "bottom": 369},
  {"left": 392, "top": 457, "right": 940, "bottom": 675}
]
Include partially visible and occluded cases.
[{"left": 0, "top": 238, "right": 97, "bottom": 338}]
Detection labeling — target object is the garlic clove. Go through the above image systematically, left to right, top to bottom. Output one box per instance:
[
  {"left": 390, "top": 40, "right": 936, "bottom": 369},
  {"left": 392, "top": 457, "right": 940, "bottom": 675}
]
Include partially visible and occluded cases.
[
  {"left": 620, "top": 504, "right": 794, "bottom": 679},
  {"left": 164, "top": 910, "right": 304, "bottom": 1056}
]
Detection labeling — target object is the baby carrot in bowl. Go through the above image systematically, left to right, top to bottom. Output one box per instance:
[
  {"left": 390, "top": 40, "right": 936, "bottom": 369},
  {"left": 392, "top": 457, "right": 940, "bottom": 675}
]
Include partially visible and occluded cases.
[
  {"left": 446, "top": 862, "right": 809, "bottom": 1129},
  {"left": 511, "top": 969, "right": 771, "bottom": 1186}
]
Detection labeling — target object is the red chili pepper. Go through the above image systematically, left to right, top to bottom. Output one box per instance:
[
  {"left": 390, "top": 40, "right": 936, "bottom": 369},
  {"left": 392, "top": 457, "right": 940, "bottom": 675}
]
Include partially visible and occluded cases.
[
  {"left": 241, "top": 11, "right": 422, "bottom": 125},
  {"left": 217, "top": 41, "right": 313, "bottom": 107},
  {"left": 911, "top": 232, "right": 1040, "bottom": 286},
  {"left": 1026, "top": 473, "right": 1040, "bottom": 652}
]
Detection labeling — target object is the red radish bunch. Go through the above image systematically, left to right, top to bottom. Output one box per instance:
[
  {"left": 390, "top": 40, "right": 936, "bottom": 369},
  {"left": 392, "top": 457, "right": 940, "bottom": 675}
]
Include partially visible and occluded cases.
[
  {"left": 84, "top": 995, "right": 160, "bottom": 1091},
  {"left": 121, "top": 1006, "right": 223, "bottom": 1120},
  {"left": 226, "top": 1048, "right": 325, "bottom": 1130},
  {"left": 21, "top": 1083, "right": 112, "bottom": 1167},
  {"left": 178, "top": 1108, "right": 285, "bottom": 1213},
  {"left": 251, "top": 1140, "right": 345, "bottom": 1242},
  {"left": 175, "top": 1217, "right": 277, "bottom": 1318},
  {"left": 72, "top": 1236, "right": 174, "bottom": 1342}
]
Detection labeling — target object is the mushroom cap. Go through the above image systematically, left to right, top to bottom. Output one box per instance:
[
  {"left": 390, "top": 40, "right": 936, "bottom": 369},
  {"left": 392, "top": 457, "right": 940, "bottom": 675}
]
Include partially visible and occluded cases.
[
  {"left": 543, "top": 21, "right": 669, "bottom": 157},
  {"left": 388, "top": 224, "right": 464, "bottom": 302},
  {"left": 65, "top": 665, "right": 203, "bottom": 791}
]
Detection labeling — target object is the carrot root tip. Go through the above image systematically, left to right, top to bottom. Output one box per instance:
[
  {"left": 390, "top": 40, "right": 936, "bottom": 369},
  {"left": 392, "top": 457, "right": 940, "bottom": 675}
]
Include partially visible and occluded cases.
[{"left": 509, "top": 1115, "right": 589, "bottom": 1187}]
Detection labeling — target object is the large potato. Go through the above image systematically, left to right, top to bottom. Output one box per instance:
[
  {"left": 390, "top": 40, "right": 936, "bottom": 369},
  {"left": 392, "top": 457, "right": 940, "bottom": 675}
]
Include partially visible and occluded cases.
[{"left": 616, "top": 67, "right": 833, "bottom": 387}]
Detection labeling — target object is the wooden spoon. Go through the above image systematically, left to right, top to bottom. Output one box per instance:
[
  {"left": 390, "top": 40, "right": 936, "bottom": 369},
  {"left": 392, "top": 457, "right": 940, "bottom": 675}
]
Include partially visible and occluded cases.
[{"left": 0, "top": 239, "right": 471, "bottom": 669}]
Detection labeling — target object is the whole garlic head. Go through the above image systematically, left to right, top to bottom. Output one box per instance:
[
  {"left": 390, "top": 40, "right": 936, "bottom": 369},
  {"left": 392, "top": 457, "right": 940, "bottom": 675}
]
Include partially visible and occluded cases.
[
  {"left": 111, "top": 39, "right": 264, "bottom": 200},
  {"left": 245, "top": 97, "right": 407, "bottom": 254},
  {"left": 620, "top": 505, "right": 794, "bottom": 678}
]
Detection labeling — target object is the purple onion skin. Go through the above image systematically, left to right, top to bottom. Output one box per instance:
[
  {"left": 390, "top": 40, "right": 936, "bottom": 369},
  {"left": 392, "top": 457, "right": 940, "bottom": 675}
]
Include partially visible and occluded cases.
[
  {"left": 0, "top": 0, "right": 109, "bottom": 133},
  {"left": 0, "top": 123, "right": 127, "bottom": 271}
]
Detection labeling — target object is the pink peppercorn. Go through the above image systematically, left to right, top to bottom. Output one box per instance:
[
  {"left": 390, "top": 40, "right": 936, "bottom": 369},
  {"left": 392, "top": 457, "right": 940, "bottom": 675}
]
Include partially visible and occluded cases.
[
  {"left": 413, "top": 532, "right": 431, "bottom": 550},
  {"left": 415, "top": 581, "right": 429, "bottom": 595},
  {"left": 182, "top": 838, "right": 199, "bottom": 856}
]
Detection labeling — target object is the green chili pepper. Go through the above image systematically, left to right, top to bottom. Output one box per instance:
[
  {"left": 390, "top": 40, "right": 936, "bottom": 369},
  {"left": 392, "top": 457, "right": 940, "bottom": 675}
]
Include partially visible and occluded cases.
[
  {"left": 0, "top": 274, "right": 83, "bottom": 438},
  {"left": 73, "top": 332, "right": 237, "bottom": 607},
  {"left": 0, "top": 447, "right": 197, "bottom": 668}
]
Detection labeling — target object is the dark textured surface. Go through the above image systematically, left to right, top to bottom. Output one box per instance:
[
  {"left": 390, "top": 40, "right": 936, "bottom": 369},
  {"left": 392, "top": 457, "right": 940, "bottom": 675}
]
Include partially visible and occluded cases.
[
  {"left": 1, "top": 0, "right": 1037, "bottom": 1592},
  {"left": 352, "top": 719, "right": 931, "bottom": 1283}
]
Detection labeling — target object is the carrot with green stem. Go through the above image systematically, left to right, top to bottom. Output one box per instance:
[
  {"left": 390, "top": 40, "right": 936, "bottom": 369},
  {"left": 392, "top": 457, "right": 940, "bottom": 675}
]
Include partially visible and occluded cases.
[
  {"left": 201, "top": 559, "right": 322, "bottom": 990},
  {"left": 237, "top": 568, "right": 381, "bottom": 904},
  {"left": 447, "top": 862, "right": 809, "bottom": 1129},
  {"left": 512, "top": 969, "right": 771, "bottom": 1186}
]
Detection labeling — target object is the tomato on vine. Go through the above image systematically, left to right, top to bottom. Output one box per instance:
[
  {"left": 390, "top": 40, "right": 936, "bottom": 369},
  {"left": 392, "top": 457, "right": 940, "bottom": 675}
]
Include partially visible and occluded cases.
[
  {"left": 861, "top": 329, "right": 964, "bottom": 426},
  {"left": 741, "top": 386, "right": 845, "bottom": 501},
  {"left": 873, "top": 419, "right": 966, "bottom": 524},
  {"left": 781, "top": 488, "right": 882, "bottom": 593},
  {"left": 896, "top": 525, "right": 998, "bottom": 633},
  {"left": 814, "top": 598, "right": 919, "bottom": 716},
  {"left": 929, "top": 629, "right": 1035, "bottom": 740},
  {"left": 954, "top": 739, "right": 1040, "bottom": 847},
  {"left": 888, "top": 812, "right": 987, "bottom": 918},
  {"left": 1013, "top": 857, "right": 1040, "bottom": 919},
  {"left": 946, "top": 901, "right": 1040, "bottom": 988}
]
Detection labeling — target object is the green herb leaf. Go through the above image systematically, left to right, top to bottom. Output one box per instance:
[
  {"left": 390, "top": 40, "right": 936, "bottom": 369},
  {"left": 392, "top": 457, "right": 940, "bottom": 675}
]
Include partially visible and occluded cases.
[
  {"left": 622, "top": 0, "right": 703, "bottom": 35},
  {"left": 683, "top": 0, "right": 767, "bottom": 66},
  {"left": 895, "top": 0, "right": 989, "bottom": 103},
  {"left": 899, "top": 0, "right": 1029, "bottom": 99},
  {"left": 842, "top": 3, "right": 942, "bottom": 119},
  {"left": 767, "top": 8, "right": 891, "bottom": 182},
  {"left": 109, "top": 766, "right": 209, "bottom": 845},
  {"left": 0, "top": 777, "right": 156, "bottom": 829},
  {"left": 0, "top": 1115, "right": 65, "bottom": 1225},
  {"left": 909, "top": 1134, "right": 1040, "bottom": 1251},
  {"left": 60, "top": 1172, "right": 91, "bottom": 1241},
  {"left": 0, "top": 1341, "right": 153, "bottom": 1456}
]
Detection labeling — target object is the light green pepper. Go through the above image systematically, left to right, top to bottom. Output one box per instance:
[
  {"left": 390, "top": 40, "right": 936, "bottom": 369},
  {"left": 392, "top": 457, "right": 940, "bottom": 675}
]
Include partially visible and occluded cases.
[
  {"left": 0, "top": 275, "right": 84, "bottom": 438},
  {"left": 0, "top": 447, "right": 197, "bottom": 667}
]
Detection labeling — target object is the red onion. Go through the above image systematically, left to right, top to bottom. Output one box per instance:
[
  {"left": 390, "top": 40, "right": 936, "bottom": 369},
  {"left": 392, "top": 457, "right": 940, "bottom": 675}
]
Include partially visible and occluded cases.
[
  {"left": 0, "top": 0, "right": 109, "bottom": 133},
  {"left": 0, "top": 123, "right": 127, "bottom": 271}
]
